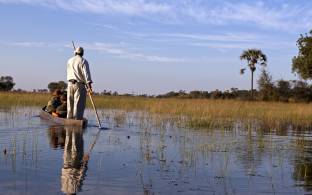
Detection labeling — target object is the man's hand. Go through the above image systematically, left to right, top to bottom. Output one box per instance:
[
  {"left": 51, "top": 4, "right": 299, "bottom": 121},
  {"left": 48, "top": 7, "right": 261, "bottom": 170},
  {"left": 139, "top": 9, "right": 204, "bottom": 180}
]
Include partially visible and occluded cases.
[
  {"left": 87, "top": 83, "right": 93, "bottom": 94},
  {"left": 83, "top": 154, "right": 90, "bottom": 162}
]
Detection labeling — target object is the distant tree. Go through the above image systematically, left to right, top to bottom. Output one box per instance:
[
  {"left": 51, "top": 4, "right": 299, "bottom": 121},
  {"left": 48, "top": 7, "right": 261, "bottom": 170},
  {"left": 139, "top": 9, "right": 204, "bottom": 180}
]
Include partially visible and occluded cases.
[
  {"left": 292, "top": 30, "right": 312, "bottom": 80},
  {"left": 240, "top": 49, "right": 267, "bottom": 100},
  {"left": 257, "top": 69, "right": 274, "bottom": 101},
  {"left": 0, "top": 76, "right": 15, "bottom": 91},
  {"left": 276, "top": 79, "right": 291, "bottom": 102},
  {"left": 292, "top": 80, "right": 312, "bottom": 102},
  {"left": 47, "top": 81, "right": 67, "bottom": 92},
  {"left": 14, "top": 88, "right": 24, "bottom": 93},
  {"left": 37, "top": 89, "right": 48, "bottom": 93},
  {"left": 210, "top": 89, "right": 223, "bottom": 99},
  {"left": 101, "top": 90, "right": 112, "bottom": 96},
  {"left": 177, "top": 90, "right": 187, "bottom": 98},
  {"left": 222, "top": 90, "right": 234, "bottom": 99},
  {"left": 237, "top": 90, "right": 252, "bottom": 100},
  {"left": 165, "top": 91, "right": 179, "bottom": 98},
  {"left": 189, "top": 91, "right": 202, "bottom": 98},
  {"left": 202, "top": 91, "right": 210, "bottom": 98},
  {"left": 139, "top": 94, "right": 147, "bottom": 97}
]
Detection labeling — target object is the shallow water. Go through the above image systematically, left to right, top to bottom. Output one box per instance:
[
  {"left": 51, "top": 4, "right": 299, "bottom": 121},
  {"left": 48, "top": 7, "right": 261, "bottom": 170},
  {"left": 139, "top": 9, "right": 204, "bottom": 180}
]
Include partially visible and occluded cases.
[{"left": 0, "top": 107, "right": 312, "bottom": 194}]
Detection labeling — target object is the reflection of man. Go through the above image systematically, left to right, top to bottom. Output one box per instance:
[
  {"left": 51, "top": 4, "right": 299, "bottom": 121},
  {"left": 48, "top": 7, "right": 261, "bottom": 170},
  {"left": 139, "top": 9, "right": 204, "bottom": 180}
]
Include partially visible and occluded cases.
[
  {"left": 67, "top": 46, "right": 93, "bottom": 120},
  {"left": 47, "top": 126, "right": 66, "bottom": 149},
  {"left": 61, "top": 127, "right": 87, "bottom": 194}
]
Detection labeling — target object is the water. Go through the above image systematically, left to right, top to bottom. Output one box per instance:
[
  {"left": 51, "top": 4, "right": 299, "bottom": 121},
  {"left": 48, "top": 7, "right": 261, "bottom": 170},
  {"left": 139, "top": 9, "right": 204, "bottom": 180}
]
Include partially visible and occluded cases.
[{"left": 0, "top": 107, "right": 312, "bottom": 194}]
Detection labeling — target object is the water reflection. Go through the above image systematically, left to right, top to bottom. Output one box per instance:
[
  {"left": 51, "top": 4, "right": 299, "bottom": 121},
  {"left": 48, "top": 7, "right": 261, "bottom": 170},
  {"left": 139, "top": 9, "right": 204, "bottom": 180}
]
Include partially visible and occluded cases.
[
  {"left": 47, "top": 126, "right": 87, "bottom": 194},
  {"left": 47, "top": 126, "right": 66, "bottom": 149},
  {"left": 61, "top": 126, "right": 86, "bottom": 195},
  {"left": 293, "top": 137, "right": 312, "bottom": 192},
  {"left": 294, "top": 161, "right": 312, "bottom": 191}
]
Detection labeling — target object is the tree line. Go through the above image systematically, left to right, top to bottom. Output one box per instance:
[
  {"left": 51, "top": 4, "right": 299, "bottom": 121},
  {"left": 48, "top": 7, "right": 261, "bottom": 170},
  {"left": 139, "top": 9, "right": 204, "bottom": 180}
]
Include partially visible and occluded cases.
[{"left": 155, "top": 77, "right": 312, "bottom": 103}]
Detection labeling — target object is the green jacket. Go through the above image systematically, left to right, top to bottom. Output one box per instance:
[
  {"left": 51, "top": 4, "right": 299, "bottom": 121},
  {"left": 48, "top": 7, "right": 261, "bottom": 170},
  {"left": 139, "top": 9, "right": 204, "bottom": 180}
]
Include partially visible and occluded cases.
[
  {"left": 46, "top": 97, "right": 61, "bottom": 113},
  {"left": 56, "top": 103, "right": 67, "bottom": 118}
]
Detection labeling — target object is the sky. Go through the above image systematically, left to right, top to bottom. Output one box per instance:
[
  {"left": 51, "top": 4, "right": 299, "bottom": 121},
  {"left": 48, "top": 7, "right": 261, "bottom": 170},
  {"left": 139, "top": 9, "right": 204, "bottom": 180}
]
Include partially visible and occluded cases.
[{"left": 0, "top": 0, "right": 311, "bottom": 95}]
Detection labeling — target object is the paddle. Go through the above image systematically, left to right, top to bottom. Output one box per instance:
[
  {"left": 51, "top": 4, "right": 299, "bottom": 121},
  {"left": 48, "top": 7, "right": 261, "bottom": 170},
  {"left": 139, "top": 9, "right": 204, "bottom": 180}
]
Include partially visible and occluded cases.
[{"left": 71, "top": 41, "right": 104, "bottom": 129}]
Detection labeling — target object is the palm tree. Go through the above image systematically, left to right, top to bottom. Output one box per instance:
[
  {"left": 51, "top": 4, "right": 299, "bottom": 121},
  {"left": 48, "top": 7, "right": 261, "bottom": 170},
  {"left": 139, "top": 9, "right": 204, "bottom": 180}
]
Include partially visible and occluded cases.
[{"left": 240, "top": 49, "right": 267, "bottom": 100}]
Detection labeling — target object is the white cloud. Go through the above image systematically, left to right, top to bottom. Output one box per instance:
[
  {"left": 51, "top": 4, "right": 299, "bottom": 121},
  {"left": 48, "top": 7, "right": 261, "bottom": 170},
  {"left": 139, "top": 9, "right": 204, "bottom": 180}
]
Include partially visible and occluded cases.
[
  {"left": 0, "top": 0, "right": 171, "bottom": 15},
  {"left": 1, "top": 0, "right": 311, "bottom": 31},
  {"left": 179, "top": 1, "right": 312, "bottom": 31},
  {"left": 228, "top": 3, "right": 312, "bottom": 30},
  {"left": 91, "top": 23, "right": 117, "bottom": 30},
  {"left": 123, "top": 31, "right": 295, "bottom": 51},
  {"left": 124, "top": 31, "right": 264, "bottom": 45},
  {"left": 155, "top": 33, "right": 259, "bottom": 43},
  {"left": 2, "top": 41, "right": 184, "bottom": 63},
  {"left": 4, "top": 41, "right": 57, "bottom": 47},
  {"left": 83, "top": 42, "right": 185, "bottom": 63}
]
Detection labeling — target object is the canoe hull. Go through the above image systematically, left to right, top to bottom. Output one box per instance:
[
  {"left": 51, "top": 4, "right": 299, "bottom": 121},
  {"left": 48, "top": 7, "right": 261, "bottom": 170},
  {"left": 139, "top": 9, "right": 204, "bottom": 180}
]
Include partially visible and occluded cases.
[{"left": 40, "top": 108, "right": 87, "bottom": 127}]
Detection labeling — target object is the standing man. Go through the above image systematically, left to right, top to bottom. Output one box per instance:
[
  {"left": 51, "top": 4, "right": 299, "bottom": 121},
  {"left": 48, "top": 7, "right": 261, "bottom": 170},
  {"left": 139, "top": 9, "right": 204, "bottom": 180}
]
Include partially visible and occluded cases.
[{"left": 67, "top": 46, "right": 93, "bottom": 120}]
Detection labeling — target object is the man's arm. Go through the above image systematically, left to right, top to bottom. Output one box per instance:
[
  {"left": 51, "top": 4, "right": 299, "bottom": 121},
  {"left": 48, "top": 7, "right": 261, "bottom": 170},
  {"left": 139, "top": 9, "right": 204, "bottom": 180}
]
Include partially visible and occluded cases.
[{"left": 82, "top": 59, "right": 93, "bottom": 93}]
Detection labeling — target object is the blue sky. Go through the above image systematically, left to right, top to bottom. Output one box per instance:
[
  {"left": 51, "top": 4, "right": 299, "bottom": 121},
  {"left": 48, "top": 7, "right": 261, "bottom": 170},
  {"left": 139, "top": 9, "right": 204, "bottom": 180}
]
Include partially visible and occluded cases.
[{"left": 0, "top": 0, "right": 311, "bottom": 94}]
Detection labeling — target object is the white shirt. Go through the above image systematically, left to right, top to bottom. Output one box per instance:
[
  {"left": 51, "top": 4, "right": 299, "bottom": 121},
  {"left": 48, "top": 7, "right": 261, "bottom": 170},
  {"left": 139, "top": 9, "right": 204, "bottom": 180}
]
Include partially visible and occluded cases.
[{"left": 67, "top": 55, "right": 92, "bottom": 84}]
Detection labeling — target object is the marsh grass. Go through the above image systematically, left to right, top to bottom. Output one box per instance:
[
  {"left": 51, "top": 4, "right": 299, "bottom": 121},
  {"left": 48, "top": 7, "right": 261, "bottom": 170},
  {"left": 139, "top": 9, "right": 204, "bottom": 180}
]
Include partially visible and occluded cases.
[{"left": 2, "top": 92, "right": 312, "bottom": 129}]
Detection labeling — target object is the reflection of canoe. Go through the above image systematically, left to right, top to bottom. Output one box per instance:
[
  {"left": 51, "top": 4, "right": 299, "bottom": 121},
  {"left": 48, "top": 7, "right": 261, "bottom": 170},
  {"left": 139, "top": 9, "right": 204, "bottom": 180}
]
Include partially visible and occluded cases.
[{"left": 40, "top": 107, "right": 87, "bottom": 127}]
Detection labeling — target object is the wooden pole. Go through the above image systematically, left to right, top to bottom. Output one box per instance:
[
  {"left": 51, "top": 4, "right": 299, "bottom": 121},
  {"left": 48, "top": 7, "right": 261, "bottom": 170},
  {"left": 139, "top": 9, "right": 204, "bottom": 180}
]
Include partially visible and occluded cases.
[{"left": 87, "top": 91, "right": 103, "bottom": 129}]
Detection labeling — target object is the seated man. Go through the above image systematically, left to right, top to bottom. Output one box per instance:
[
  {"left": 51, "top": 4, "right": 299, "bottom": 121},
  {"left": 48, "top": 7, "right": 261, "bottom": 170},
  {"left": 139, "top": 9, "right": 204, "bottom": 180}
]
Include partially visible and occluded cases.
[
  {"left": 46, "top": 89, "right": 62, "bottom": 114},
  {"left": 56, "top": 94, "right": 67, "bottom": 118}
]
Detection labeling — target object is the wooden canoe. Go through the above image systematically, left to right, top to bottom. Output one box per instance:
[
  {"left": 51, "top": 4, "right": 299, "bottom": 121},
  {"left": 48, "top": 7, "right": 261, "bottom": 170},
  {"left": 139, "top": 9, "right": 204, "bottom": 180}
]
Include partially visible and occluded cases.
[{"left": 40, "top": 107, "right": 88, "bottom": 127}]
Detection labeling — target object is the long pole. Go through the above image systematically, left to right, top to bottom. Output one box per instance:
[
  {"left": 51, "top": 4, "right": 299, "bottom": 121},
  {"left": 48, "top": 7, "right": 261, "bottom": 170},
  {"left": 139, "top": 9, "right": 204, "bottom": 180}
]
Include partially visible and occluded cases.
[
  {"left": 72, "top": 41, "right": 76, "bottom": 50},
  {"left": 87, "top": 91, "right": 103, "bottom": 129}
]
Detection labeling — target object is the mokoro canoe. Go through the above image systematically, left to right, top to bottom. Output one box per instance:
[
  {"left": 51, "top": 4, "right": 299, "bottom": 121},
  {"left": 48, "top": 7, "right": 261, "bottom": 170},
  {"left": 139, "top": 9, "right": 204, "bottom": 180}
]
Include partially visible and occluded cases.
[{"left": 40, "top": 107, "right": 88, "bottom": 127}]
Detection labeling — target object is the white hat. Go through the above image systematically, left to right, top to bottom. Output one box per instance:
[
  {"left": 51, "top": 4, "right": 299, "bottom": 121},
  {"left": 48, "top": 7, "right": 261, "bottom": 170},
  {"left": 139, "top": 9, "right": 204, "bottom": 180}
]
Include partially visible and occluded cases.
[{"left": 75, "top": 47, "right": 84, "bottom": 55}]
